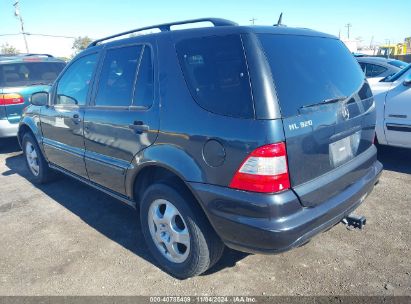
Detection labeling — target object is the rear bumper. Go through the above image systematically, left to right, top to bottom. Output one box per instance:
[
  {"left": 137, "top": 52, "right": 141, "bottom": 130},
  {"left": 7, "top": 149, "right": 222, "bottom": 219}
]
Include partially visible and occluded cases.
[
  {"left": 0, "top": 119, "right": 19, "bottom": 138},
  {"left": 190, "top": 159, "right": 383, "bottom": 254}
]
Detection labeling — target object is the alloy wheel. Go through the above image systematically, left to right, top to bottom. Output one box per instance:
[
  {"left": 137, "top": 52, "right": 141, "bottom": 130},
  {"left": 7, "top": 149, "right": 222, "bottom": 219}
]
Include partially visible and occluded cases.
[
  {"left": 25, "top": 142, "right": 40, "bottom": 176},
  {"left": 148, "top": 199, "right": 191, "bottom": 263}
]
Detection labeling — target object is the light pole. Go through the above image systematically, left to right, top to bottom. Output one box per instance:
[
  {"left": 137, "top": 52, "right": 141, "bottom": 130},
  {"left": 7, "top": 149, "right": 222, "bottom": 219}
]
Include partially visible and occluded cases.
[
  {"left": 13, "top": 0, "right": 29, "bottom": 53},
  {"left": 345, "top": 23, "right": 352, "bottom": 39}
]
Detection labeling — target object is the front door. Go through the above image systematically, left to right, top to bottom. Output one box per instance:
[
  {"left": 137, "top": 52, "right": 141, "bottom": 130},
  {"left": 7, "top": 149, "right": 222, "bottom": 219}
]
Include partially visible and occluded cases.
[
  {"left": 84, "top": 43, "right": 159, "bottom": 195},
  {"left": 41, "top": 53, "right": 99, "bottom": 178},
  {"left": 384, "top": 78, "right": 411, "bottom": 147}
]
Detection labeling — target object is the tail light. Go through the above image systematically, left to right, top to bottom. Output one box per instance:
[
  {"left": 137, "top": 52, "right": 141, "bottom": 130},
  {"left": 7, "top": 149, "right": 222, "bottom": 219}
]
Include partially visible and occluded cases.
[
  {"left": 0, "top": 93, "right": 24, "bottom": 106},
  {"left": 229, "top": 142, "right": 290, "bottom": 193}
]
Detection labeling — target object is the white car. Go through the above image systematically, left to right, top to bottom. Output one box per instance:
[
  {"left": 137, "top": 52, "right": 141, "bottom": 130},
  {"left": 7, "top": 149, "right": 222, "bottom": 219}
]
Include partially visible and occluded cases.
[{"left": 370, "top": 65, "right": 411, "bottom": 148}]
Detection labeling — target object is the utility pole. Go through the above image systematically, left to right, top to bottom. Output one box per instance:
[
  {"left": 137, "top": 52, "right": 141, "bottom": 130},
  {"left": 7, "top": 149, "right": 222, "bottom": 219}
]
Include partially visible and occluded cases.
[
  {"left": 13, "top": 0, "right": 29, "bottom": 53},
  {"left": 249, "top": 17, "right": 257, "bottom": 25},
  {"left": 345, "top": 23, "right": 352, "bottom": 39},
  {"left": 385, "top": 39, "right": 391, "bottom": 58}
]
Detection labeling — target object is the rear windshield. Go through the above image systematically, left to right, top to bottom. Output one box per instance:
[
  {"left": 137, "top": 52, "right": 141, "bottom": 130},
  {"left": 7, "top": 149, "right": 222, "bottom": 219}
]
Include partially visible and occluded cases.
[
  {"left": 176, "top": 34, "right": 254, "bottom": 118},
  {"left": 258, "top": 34, "right": 364, "bottom": 117},
  {"left": 0, "top": 62, "right": 65, "bottom": 87}
]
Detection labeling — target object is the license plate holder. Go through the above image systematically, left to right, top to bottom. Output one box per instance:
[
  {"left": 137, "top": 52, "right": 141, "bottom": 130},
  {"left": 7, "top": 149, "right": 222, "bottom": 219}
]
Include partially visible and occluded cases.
[{"left": 329, "top": 133, "right": 359, "bottom": 167}]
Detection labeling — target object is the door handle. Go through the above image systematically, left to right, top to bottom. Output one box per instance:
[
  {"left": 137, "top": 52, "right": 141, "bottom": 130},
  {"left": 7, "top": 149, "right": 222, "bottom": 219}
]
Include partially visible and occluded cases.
[
  {"left": 71, "top": 114, "right": 81, "bottom": 124},
  {"left": 129, "top": 121, "right": 149, "bottom": 134}
]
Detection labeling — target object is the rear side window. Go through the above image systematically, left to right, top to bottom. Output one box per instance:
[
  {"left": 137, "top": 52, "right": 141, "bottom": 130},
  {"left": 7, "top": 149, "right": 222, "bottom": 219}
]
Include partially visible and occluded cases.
[
  {"left": 258, "top": 34, "right": 365, "bottom": 117},
  {"left": 176, "top": 35, "right": 254, "bottom": 118},
  {"left": 95, "top": 45, "right": 143, "bottom": 107},
  {"left": 133, "top": 46, "right": 154, "bottom": 108},
  {"left": 0, "top": 62, "right": 65, "bottom": 87},
  {"left": 359, "top": 62, "right": 366, "bottom": 73},
  {"left": 365, "top": 64, "right": 387, "bottom": 77}
]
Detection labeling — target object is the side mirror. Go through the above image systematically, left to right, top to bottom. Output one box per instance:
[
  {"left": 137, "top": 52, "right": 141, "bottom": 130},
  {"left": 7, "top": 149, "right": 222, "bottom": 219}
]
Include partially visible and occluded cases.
[
  {"left": 403, "top": 78, "right": 411, "bottom": 87},
  {"left": 30, "top": 92, "right": 49, "bottom": 106}
]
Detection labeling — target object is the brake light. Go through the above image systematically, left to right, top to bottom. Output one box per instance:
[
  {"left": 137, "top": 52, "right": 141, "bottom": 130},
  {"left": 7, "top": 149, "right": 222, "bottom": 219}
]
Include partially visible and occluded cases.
[
  {"left": 23, "top": 57, "right": 41, "bottom": 62},
  {"left": 0, "top": 93, "right": 24, "bottom": 106},
  {"left": 229, "top": 142, "right": 290, "bottom": 193}
]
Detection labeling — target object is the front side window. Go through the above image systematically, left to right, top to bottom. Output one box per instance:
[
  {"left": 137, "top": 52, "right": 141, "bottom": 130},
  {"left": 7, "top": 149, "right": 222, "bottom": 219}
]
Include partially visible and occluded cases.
[
  {"left": 176, "top": 34, "right": 254, "bottom": 118},
  {"left": 95, "top": 45, "right": 143, "bottom": 107},
  {"left": 56, "top": 54, "right": 97, "bottom": 105}
]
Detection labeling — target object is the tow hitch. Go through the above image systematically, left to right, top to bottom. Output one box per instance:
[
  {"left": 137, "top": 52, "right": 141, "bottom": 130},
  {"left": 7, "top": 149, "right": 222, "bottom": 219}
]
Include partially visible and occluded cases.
[{"left": 342, "top": 214, "right": 366, "bottom": 230}]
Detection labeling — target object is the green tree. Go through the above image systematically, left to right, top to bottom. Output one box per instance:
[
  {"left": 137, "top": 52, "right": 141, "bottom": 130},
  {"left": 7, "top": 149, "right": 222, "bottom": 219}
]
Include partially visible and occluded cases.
[
  {"left": 72, "top": 36, "right": 92, "bottom": 54},
  {"left": 1, "top": 43, "right": 19, "bottom": 55}
]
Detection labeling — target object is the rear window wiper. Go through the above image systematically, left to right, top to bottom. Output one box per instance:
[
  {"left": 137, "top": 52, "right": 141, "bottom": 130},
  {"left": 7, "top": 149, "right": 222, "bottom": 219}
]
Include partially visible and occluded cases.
[{"left": 300, "top": 96, "right": 348, "bottom": 109}]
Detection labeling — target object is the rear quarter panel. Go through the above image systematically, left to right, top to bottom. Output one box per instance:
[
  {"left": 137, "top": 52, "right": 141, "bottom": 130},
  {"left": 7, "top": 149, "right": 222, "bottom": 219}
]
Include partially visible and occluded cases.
[{"left": 124, "top": 35, "right": 285, "bottom": 197}]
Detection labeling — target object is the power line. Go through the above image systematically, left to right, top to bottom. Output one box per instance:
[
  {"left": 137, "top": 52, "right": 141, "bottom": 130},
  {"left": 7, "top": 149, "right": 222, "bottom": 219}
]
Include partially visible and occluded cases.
[
  {"left": 0, "top": 33, "right": 76, "bottom": 39},
  {"left": 0, "top": 33, "right": 21, "bottom": 37},
  {"left": 25, "top": 33, "right": 76, "bottom": 39}
]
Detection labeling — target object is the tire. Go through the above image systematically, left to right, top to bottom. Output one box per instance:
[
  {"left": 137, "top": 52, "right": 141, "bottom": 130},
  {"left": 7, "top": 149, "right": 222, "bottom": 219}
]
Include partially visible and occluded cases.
[
  {"left": 22, "top": 132, "right": 52, "bottom": 184},
  {"left": 140, "top": 182, "right": 224, "bottom": 279}
]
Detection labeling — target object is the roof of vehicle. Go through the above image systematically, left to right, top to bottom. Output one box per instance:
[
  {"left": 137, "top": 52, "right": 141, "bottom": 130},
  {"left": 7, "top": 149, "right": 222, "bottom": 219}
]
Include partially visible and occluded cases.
[
  {"left": 86, "top": 18, "right": 337, "bottom": 51},
  {"left": 0, "top": 54, "right": 65, "bottom": 64},
  {"left": 356, "top": 56, "right": 402, "bottom": 65}
]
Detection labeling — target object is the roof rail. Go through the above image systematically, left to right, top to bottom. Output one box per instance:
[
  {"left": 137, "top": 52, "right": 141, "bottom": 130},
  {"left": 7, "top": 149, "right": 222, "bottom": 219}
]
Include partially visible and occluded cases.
[{"left": 88, "top": 18, "right": 238, "bottom": 48}]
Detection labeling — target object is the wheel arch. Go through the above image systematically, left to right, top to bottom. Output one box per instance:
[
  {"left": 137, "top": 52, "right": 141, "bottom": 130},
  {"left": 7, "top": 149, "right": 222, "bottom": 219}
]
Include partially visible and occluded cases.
[
  {"left": 18, "top": 117, "right": 43, "bottom": 147},
  {"left": 126, "top": 143, "right": 212, "bottom": 225},
  {"left": 125, "top": 144, "right": 204, "bottom": 200},
  {"left": 130, "top": 162, "right": 223, "bottom": 253},
  {"left": 131, "top": 163, "right": 199, "bottom": 208}
]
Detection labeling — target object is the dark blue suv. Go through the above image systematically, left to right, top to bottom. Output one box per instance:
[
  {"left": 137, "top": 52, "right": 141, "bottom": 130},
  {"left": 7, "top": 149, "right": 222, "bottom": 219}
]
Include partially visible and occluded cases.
[
  {"left": 18, "top": 19, "right": 382, "bottom": 278},
  {"left": 0, "top": 54, "right": 65, "bottom": 138}
]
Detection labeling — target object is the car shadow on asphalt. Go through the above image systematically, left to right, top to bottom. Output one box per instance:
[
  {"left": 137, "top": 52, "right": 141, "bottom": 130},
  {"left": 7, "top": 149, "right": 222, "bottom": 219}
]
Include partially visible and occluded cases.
[
  {"left": 0, "top": 138, "right": 21, "bottom": 154},
  {"left": 377, "top": 145, "right": 411, "bottom": 175},
  {"left": 3, "top": 153, "right": 247, "bottom": 278}
]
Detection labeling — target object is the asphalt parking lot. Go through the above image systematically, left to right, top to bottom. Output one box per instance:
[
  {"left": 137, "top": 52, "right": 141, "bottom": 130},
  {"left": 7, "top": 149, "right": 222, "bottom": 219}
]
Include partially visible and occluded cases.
[{"left": 0, "top": 137, "right": 410, "bottom": 296}]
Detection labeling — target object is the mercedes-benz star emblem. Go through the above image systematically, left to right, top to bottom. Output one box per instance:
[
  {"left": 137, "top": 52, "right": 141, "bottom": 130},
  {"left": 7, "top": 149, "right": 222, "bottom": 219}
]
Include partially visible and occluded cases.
[{"left": 341, "top": 105, "right": 350, "bottom": 120}]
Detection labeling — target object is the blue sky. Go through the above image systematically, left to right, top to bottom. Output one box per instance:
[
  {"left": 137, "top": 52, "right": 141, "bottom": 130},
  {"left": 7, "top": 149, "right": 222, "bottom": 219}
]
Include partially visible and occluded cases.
[{"left": 1, "top": 0, "right": 410, "bottom": 56}]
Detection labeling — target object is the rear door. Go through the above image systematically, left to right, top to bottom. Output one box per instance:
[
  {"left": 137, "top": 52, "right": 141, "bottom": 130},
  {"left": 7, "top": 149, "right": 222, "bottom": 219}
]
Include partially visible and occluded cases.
[
  {"left": 258, "top": 34, "right": 376, "bottom": 207},
  {"left": 84, "top": 43, "right": 159, "bottom": 195},
  {"left": 383, "top": 75, "right": 411, "bottom": 147}
]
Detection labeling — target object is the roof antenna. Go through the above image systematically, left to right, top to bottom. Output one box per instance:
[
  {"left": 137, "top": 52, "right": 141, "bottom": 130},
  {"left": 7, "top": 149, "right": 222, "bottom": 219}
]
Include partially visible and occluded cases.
[{"left": 274, "top": 12, "right": 285, "bottom": 26}]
